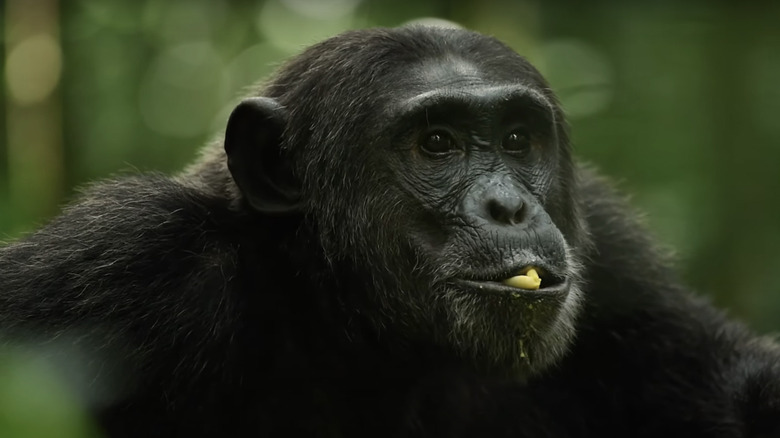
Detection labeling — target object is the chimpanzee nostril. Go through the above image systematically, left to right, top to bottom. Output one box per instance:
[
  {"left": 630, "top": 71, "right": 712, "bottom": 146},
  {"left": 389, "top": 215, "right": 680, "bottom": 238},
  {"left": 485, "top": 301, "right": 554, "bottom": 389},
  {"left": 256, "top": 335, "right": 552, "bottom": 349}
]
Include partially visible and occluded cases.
[
  {"left": 487, "top": 198, "right": 525, "bottom": 225},
  {"left": 488, "top": 200, "right": 503, "bottom": 223},
  {"left": 511, "top": 203, "right": 526, "bottom": 224}
]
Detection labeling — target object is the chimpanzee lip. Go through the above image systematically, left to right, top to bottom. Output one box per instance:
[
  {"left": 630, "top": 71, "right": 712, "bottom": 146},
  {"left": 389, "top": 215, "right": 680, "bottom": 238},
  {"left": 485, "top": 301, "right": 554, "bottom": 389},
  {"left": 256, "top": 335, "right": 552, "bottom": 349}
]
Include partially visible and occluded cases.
[
  {"left": 455, "top": 262, "right": 569, "bottom": 297},
  {"left": 461, "top": 262, "right": 566, "bottom": 286},
  {"left": 455, "top": 277, "right": 570, "bottom": 299}
]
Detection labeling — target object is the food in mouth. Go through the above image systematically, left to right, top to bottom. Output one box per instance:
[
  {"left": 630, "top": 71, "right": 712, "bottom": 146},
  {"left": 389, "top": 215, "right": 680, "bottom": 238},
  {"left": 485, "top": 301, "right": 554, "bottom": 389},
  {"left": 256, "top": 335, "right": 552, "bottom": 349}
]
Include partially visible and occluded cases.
[{"left": 502, "top": 267, "right": 542, "bottom": 290}]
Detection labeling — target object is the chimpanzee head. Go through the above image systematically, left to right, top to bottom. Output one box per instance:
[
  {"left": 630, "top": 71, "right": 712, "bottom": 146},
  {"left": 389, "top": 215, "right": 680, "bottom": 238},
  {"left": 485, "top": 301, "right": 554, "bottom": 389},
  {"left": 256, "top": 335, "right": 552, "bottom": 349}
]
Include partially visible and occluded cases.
[{"left": 225, "top": 25, "right": 590, "bottom": 378}]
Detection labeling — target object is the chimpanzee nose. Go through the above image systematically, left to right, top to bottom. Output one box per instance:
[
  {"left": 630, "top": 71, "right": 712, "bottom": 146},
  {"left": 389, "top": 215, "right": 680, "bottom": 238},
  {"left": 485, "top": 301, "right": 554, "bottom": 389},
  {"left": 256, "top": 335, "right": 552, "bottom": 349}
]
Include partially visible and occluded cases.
[
  {"left": 462, "top": 174, "right": 527, "bottom": 226},
  {"left": 486, "top": 196, "right": 525, "bottom": 225}
]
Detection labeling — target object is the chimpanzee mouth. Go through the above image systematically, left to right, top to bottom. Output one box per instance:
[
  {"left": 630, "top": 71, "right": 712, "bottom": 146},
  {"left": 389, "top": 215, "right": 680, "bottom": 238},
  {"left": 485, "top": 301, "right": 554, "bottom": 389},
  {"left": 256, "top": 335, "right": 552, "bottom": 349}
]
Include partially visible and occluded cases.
[{"left": 455, "top": 264, "right": 569, "bottom": 298}]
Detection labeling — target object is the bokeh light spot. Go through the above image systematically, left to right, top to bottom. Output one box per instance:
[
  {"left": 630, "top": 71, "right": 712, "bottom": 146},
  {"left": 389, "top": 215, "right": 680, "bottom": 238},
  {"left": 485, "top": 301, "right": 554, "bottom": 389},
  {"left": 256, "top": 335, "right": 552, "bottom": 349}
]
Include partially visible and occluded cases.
[
  {"left": 257, "top": 0, "right": 357, "bottom": 52},
  {"left": 5, "top": 34, "right": 62, "bottom": 106},
  {"left": 138, "top": 42, "right": 229, "bottom": 138}
]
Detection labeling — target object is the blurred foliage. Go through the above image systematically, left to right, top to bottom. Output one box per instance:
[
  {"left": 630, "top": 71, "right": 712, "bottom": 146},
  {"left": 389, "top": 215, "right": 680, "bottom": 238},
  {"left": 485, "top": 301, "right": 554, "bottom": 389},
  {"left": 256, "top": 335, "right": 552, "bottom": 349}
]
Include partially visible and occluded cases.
[
  {"left": 2, "top": 0, "right": 778, "bottom": 326},
  {"left": 1, "top": 3, "right": 779, "bottom": 428},
  {"left": 0, "top": 347, "right": 102, "bottom": 438}
]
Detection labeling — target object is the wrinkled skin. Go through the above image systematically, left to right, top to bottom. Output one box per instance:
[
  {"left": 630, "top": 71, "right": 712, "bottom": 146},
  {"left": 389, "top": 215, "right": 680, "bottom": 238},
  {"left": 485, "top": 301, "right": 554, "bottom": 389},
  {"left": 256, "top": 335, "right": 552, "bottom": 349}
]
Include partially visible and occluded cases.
[{"left": 1, "top": 25, "right": 779, "bottom": 438}]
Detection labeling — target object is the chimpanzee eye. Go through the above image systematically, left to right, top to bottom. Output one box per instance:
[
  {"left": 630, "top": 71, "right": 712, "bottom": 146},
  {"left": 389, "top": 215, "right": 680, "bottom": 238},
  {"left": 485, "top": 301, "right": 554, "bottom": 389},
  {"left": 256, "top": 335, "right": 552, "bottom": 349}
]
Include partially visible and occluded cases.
[
  {"left": 503, "top": 128, "right": 531, "bottom": 152},
  {"left": 421, "top": 130, "right": 457, "bottom": 155}
]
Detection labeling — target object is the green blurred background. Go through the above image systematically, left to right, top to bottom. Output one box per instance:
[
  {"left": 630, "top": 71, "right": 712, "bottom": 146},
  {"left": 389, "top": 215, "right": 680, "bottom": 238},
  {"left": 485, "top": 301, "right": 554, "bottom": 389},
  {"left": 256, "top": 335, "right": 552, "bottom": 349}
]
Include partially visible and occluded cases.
[
  {"left": 2, "top": 0, "right": 780, "bottom": 324},
  {"left": 3, "top": 0, "right": 780, "bottom": 327},
  {"left": 0, "top": 1, "right": 779, "bottom": 436}
]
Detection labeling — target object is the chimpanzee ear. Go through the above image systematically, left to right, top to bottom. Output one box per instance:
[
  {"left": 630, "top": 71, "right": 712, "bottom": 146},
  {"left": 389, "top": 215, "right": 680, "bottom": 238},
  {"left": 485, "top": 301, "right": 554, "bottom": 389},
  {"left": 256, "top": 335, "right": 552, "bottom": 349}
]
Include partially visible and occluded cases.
[{"left": 224, "top": 97, "right": 302, "bottom": 214}]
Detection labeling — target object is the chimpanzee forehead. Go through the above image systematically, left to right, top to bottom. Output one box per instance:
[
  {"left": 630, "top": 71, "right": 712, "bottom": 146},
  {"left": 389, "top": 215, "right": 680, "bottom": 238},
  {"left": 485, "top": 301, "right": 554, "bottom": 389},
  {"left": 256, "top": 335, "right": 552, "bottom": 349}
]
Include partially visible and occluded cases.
[
  {"left": 401, "top": 53, "right": 544, "bottom": 97},
  {"left": 413, "top": 54, "right": 485, "bottom": 87},
  {"left": 387, "top": 55, "right": 553, "bottom": 118},
  {"left": 396, "top": 84, "right": 552, "bottom": 114}
]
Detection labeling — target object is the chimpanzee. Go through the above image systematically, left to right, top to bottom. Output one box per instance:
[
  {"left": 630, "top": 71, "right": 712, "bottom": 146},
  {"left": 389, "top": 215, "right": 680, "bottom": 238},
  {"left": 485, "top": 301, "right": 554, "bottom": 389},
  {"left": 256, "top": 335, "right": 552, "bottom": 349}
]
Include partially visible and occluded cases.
[{"left": 1, "top": 25, "right": 779, "bottom": 438}]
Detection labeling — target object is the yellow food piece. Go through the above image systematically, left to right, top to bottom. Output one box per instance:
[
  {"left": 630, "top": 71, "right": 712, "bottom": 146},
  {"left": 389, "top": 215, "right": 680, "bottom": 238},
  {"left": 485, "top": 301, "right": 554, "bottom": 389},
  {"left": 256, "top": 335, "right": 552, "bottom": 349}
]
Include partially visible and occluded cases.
[
  {"left": 523, "top": 267, "right": 541, "bottom": 282},
  {"left": 502, "top": 268, "right": 542, "bottom": 290}
]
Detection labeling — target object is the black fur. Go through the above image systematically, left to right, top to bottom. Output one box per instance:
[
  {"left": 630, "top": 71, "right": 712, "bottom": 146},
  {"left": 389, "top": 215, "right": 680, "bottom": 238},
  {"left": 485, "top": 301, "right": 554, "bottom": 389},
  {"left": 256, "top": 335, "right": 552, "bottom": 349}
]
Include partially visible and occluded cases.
[{"left": 1, "top": 26, "right": 779, "bottom": 438}]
